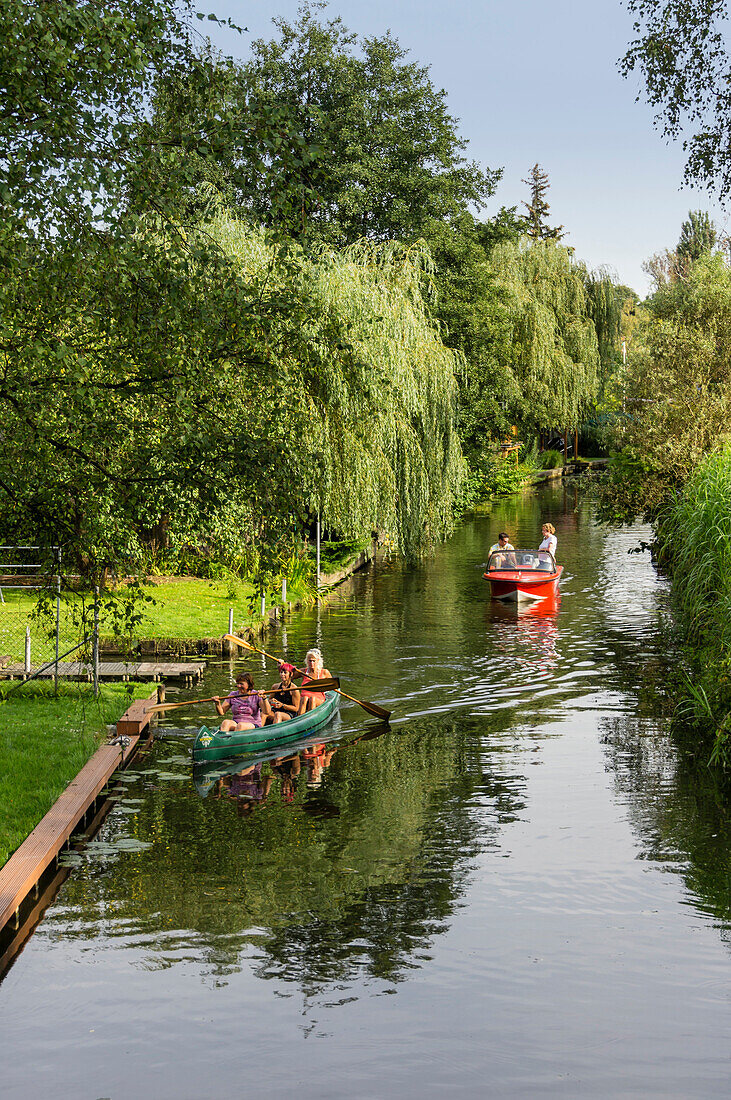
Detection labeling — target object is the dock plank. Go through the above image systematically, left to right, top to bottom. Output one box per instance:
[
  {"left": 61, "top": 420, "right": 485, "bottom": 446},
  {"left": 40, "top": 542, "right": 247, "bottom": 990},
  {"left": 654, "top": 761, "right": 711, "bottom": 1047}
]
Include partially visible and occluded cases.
[{"left": 0, "top": 660, "right": 206, "bottom": 682}]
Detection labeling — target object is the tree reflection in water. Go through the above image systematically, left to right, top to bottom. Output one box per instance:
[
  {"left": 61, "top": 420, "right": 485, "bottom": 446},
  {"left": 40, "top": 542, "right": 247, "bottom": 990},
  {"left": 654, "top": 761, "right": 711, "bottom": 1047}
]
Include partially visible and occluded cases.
[
  {"left": 51, "top": 713, "right": 528, "bottom": 992},
  {"left": 599, "top": 713, "right": 731, "bottom": 945}
]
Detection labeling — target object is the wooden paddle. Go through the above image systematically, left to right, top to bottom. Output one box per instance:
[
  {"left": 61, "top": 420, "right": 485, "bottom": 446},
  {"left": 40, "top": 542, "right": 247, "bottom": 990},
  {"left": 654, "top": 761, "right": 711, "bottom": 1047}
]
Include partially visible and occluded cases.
[
  {"left": 223, "top": 634, "right": 392, "bottom": 721},
  {"left": 144, "top": 678, "right": 339, "bottom": 715}
]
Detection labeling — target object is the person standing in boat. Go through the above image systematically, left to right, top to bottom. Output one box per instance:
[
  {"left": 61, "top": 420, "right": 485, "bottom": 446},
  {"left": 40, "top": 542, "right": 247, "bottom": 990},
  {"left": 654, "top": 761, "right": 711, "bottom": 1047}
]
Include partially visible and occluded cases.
[
  {"left": 539, "top": 522, "right": 558, "bottom": 558},
  {"left": 488, "top": 531, "right": 515, "bottom": 568},
  {"left": 298, "top": 648, "right": 333, "bottom": 712},
  {"left": 265, "top": 662, "right": 301, "bottom": 724},
  {"left": 213, "top": 672, "right": 263, "bottom": 732}
]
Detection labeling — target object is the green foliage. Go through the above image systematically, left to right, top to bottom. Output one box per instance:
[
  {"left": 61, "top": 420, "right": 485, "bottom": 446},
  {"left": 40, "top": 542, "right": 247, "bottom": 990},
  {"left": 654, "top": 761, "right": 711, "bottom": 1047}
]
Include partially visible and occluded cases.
[
  {"left": 621, "top": 1, "right": 731, "bottom": 195},
  {"left": 232, "top": 2, "right": 500, "bottom": 244},
  {"left": 677, "top": 210, "right": 718, "bottom": 266},
  {"left": 210, "top": 216, "right": 465, "bottom": 558},
  {"left": 487, "top": 239, "right": 603, "bottom": 430},
  {"left": 602, "top": 252, "right": 731, "bottom": 520},
  {"left": 658, "top": 446, "right": 731, "bottom": 766},
  {"left": 539, "top": 449, "right": 564, "bottom": 469},
  {"left": 463, "top": 454, "right": 537, "bottom": 501}
]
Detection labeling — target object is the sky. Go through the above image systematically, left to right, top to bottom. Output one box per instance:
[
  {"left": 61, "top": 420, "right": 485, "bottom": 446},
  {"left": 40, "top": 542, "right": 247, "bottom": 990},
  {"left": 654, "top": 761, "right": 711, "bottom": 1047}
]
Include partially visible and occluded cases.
[{"left": 196, "top": 0, "right": 728, "bottom": 294}]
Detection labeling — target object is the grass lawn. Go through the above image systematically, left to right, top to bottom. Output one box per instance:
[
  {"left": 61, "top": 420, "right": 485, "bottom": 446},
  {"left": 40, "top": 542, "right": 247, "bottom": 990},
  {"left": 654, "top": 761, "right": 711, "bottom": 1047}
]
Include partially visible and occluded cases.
[
  {"left": 0, "top": 574, "right": 315, "bottom": 661},
  {"left": 0, "top": 680, "right": 151, "bottom": 866}
]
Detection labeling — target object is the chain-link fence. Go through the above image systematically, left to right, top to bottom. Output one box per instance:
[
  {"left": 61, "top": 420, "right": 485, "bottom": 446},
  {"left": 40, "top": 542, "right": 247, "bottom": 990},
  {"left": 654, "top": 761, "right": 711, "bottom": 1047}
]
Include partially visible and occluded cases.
[{"left": 0, "top": 547, "right": 101, "bottom": 692}]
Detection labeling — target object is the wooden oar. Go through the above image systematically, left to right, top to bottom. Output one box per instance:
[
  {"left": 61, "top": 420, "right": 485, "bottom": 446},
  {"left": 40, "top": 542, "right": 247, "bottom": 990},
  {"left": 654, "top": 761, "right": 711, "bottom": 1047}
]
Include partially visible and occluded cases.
[
  {"left": 223, "top": 634, "right": 392, "bottom": 721},
  {"left": 144, "top": 678, "right": 339, "bottom": 715}
]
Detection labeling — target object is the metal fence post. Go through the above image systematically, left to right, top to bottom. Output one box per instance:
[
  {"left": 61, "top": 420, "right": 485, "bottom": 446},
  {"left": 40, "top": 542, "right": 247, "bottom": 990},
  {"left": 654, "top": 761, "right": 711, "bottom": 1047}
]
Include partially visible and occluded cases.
[
  {"left": 54, "top": 560, "right": 61, "bottom": 695},
  {"left": 281, "top": 577, "right": 287, "bottom": 605},
  {"left": 93, "top": 586, "right": 100, "bottom": 698},
  {"left": 260, "top": 592, "right": 266, "bottom": 617},
  {"left": 24, "top": 626, "right": 31, "bottom": 676}
]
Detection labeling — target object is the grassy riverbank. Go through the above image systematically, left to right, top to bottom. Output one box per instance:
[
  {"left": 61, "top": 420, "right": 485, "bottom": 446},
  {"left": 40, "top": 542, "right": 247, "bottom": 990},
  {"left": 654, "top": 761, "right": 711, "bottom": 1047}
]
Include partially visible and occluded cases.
[
  {"left": 0, "top": 541, "right": 377, "bottom": 661},
  {"left": 1, "top": 575, "right": 313, "bottom": 662},
  {"left": 0, "top": 681, "right": 149, "bottom": 866}
]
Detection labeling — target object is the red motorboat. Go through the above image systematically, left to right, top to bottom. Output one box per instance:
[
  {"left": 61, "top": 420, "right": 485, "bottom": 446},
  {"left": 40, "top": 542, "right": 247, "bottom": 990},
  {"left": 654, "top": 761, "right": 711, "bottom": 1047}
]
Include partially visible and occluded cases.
[{"left": 483, "top": 548, "right": 563, "bottom": 603}]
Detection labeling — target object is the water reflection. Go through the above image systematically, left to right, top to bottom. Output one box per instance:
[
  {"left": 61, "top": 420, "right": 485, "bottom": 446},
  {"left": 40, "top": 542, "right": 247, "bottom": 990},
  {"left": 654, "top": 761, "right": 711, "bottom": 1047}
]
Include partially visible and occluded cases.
[
  {"left": 487, "top": 595, "right": 560, "bottom": 677},
  {"left": 37, "top": 712, "right": 527, "bottom": 992}
]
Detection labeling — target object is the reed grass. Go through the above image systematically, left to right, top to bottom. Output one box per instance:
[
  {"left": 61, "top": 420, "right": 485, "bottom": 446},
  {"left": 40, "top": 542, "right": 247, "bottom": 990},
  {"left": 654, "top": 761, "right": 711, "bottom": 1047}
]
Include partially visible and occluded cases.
[{"left": 660, "top": 445, "right": 731, "bottom": 765}]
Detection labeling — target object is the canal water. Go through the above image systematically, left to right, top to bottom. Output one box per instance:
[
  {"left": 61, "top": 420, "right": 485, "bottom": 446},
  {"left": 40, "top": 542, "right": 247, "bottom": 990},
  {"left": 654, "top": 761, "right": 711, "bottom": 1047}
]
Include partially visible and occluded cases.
[{"left": 2, "top": 484, "right": 731, "bottom": 1097}]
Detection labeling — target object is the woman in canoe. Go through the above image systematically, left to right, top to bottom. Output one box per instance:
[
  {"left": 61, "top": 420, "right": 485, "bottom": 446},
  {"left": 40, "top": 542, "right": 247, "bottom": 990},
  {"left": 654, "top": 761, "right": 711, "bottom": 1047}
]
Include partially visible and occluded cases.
[
  {"left": 298, "top": 648, "right": 333, "bottom": 713},
  {"left": 265, "top": 662, "right": 301, "bottom": 724},
  {"left": 213, "top": 672, "right": 263, "bottom": 732}
]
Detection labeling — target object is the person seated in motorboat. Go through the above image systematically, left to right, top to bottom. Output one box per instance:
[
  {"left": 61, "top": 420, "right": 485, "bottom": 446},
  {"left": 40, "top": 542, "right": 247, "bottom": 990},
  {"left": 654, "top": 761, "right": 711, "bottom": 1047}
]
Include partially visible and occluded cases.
[
  {"left": 539, "top": 522, "right": 557, "bottom": 558},
  {"left": 488, "top": 531, "right": 516, "bottom": 569},
  {"left": 297, "top": 648, "right": 333, "bottom": 713},
  {"left": 266, "top": 662, "right": 301, "bottom": 724},
  {"left": 213, "top": 672, "right": 262, "bottom": 732}
]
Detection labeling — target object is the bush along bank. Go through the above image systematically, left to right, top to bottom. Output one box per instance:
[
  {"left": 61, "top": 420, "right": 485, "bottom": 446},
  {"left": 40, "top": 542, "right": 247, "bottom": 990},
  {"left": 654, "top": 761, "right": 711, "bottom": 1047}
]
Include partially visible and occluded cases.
[{"left": 656, "top": 445, "right": 731, "bottom": 767}]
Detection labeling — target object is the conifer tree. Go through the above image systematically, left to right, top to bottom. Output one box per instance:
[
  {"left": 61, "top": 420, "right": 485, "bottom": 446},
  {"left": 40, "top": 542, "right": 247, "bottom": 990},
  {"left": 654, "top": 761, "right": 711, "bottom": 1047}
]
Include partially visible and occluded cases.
[
  {"left": 522, "top": 163, "right": 564, "bottom": 241},
  {"left": 677, "top": 210, "right": 717, "bottom": 266}
]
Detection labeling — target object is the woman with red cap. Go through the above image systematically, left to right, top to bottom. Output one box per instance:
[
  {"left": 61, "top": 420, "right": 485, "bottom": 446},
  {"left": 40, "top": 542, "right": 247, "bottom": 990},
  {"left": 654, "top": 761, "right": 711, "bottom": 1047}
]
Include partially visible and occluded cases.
[{"left": 262, "top": 662, "right": 302, "bottom": 724}]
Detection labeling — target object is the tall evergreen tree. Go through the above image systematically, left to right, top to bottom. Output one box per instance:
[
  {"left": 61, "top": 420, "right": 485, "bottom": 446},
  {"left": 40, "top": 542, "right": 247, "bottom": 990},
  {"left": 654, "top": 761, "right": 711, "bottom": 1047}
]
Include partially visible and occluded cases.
[
  {"left": 521, "top": 164, "right": 564, "bottom": 241},
  {"left": 677, "top": 210, "right": 717, "bottom": 266}
]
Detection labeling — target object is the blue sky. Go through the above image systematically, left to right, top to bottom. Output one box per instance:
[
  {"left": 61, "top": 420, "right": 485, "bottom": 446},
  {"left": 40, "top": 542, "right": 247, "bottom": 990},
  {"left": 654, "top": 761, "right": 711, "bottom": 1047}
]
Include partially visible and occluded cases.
[{"left": 197, "top": 0, "right": 727, "bottom": 293}]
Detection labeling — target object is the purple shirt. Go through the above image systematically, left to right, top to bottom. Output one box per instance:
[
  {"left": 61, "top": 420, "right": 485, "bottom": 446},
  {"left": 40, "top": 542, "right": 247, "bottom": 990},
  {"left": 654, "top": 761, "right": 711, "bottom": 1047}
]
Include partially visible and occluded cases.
[{"left": 228, "top": 690, "right": 262, "bottom": 727}]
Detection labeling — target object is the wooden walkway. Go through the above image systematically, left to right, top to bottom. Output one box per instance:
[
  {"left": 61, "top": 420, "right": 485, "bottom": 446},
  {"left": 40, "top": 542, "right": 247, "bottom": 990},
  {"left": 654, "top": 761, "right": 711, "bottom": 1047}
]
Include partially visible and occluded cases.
[
  {"left": 0, "top": 660, "right": 205, "bottom": 683},
  {"left": 0, "top": 690, "right": 156, "bottom": 939}
]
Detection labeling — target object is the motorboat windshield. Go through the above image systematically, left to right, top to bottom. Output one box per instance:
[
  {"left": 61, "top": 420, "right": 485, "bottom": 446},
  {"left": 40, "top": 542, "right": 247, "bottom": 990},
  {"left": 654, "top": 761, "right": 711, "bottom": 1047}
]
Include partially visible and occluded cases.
[{"left": 487, "top": 548, "right": 557, "bottom": 573}]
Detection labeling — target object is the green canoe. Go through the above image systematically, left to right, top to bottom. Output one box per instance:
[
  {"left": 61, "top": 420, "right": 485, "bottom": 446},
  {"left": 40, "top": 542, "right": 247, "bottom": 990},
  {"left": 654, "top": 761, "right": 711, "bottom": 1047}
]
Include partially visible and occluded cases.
[{"left": 192, "top": 690, "right": 340, "bottom": 762}]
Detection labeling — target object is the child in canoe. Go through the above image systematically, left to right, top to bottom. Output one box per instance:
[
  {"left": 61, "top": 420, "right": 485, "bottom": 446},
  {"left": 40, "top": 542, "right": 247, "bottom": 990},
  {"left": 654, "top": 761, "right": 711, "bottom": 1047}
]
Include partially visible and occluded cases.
[
  {"left": 265, "top": 662, "right": 302, "bottom": 724},
  {"left": 213, "top": 672, "right": 262, "bottom": 732}
]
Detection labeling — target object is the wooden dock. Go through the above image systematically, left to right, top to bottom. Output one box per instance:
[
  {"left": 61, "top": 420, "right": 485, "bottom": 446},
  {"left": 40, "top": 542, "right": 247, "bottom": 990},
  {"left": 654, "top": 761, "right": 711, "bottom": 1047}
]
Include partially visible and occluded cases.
[
  {"left": 0, "top": 660, "right": 205, "bottom": 684},
  {"left": 0, "top": 690, "right": 157, "bottom": 944}
]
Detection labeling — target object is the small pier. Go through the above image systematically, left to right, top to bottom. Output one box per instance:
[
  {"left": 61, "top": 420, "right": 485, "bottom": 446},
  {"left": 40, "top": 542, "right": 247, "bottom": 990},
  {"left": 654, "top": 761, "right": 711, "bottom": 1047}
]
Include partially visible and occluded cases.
[{"left": 0, "top": 660, "right": 205, "bottom": 684}]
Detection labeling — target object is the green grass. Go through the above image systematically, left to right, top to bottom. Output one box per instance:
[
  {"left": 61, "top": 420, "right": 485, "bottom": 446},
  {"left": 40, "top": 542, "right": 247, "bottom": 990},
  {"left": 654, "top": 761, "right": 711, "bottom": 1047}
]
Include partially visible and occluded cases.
[
  {"left": 0, "top": 573, "right": 314, "bottom": 659},
  {"left": 0, "top": 680, "right": 151, "bottom": 866}
]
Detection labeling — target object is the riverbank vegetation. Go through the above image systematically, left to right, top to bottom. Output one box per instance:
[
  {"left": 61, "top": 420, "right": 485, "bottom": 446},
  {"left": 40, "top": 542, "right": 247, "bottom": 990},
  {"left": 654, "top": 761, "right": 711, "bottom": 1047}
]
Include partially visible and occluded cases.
[
  {"left": 600, "top": 218, "right": 731, "bottom": 765},
  {"left": 0, "top": 681, "right": 149, "bottom": 865}
]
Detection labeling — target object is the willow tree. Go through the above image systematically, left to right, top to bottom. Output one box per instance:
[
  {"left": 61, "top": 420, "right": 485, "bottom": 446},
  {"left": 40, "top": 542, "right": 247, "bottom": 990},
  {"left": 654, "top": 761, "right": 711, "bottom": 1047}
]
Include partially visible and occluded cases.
[
  {"left": 210, "top": 214, "right": 464, "bottom": 559},
  {"left": 487, "top": 239, "right": 602, "bottom": 435}
]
